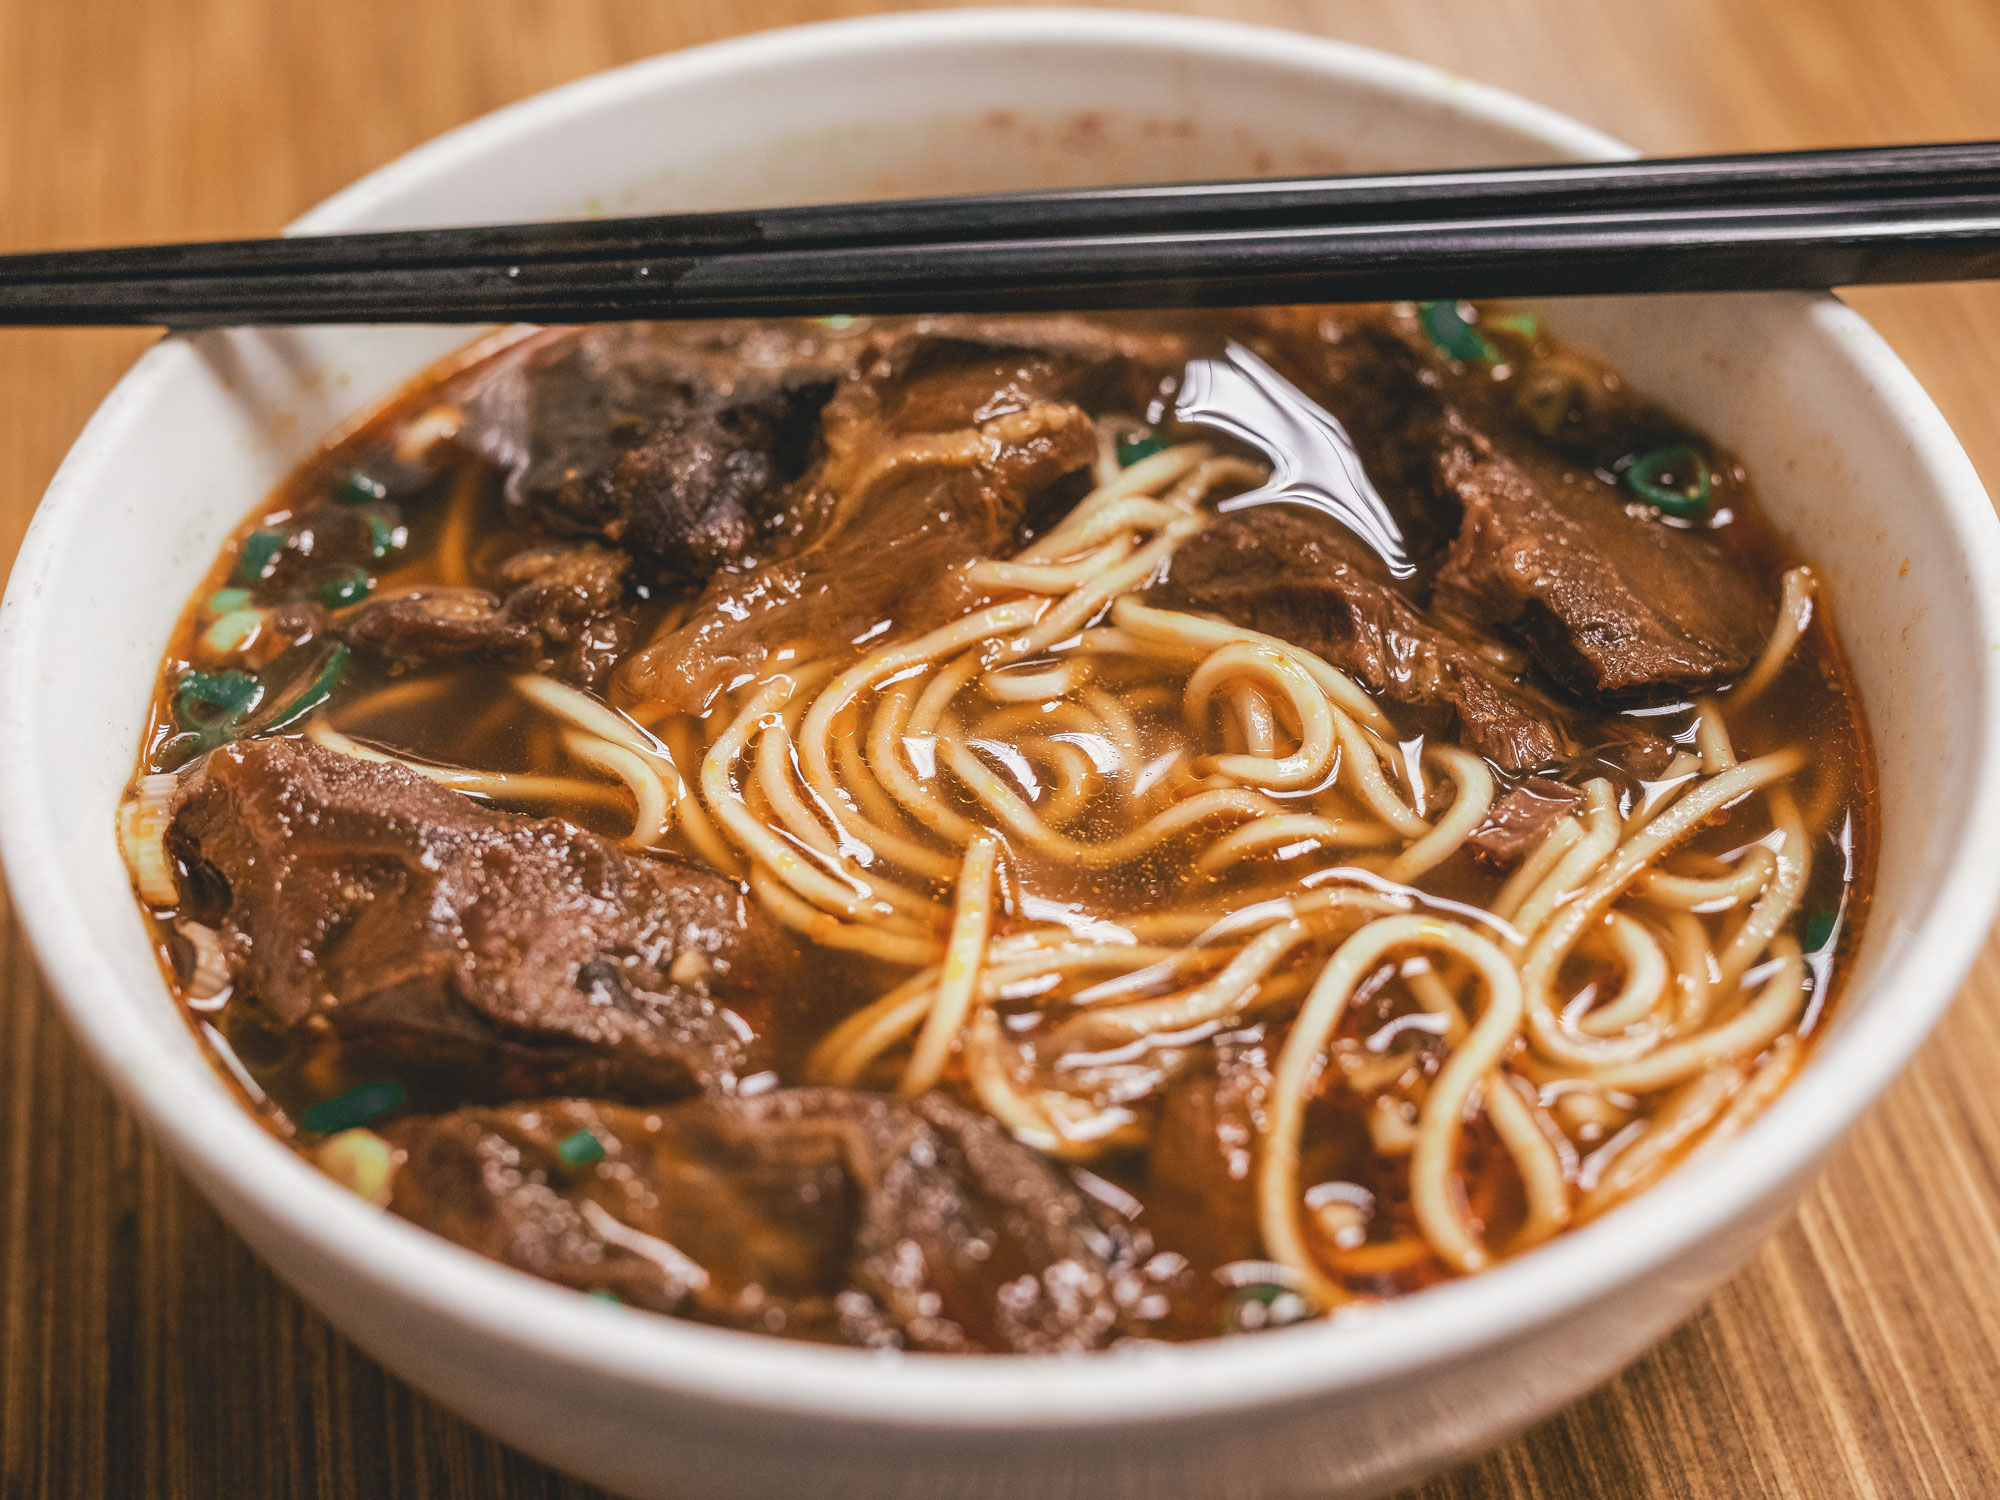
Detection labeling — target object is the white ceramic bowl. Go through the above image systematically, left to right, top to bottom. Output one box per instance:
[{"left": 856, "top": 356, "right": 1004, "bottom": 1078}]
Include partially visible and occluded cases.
[{"left": 6, "top": 11, "right": 1998, "bottom": 1499}]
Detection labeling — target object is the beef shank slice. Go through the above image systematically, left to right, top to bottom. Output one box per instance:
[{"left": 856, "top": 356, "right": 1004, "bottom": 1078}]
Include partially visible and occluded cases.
[
  {"left": 1253, "top": 306, "right": 1774, "bottom": 701},
  {"left": 459, "top": 322, "right": 851, "bottom": 586},
  {"left": 1430, "top": 415, "right": 1773, "bottom": 698},
  {"left": 168, "top": 737, "right": 794, "bottom": 1099},
  {"left": 385, "top": 1088, "right": 1139, "bottom": 1352}
]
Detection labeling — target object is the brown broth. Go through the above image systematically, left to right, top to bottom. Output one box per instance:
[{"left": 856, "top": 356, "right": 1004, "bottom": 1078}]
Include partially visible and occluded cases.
[{"left": 127, "top": 307, "right": 1877, "bottom": 1343}]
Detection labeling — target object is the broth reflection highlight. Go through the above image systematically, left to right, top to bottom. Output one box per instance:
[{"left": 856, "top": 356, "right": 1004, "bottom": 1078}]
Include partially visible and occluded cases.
[{"left": 119, "top": 304, "right": 1874, "bottom": 1348}]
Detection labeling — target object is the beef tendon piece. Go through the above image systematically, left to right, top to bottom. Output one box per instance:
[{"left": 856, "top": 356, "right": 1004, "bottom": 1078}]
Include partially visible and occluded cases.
[
  {"left": 620, "top": 320, "right": 1188, "bottom": 711},
  {"left": 459, "top": 322, "right": 855, "bottom": 585},
  {"left": 1430, "top": 414, "right": 1774, "bottom": 698},
  {"left": 1157, "top": 505, "right": 1575, "bottom": 772},
  {"left": 335, "top": 544, "right": 635, "bottom": 689},
  {"left": 166, "top": 737, "right": 795, "bottom": 1099},
  {"left": 383, "top": 1088, "right": 1143, "bottom": 1352}
]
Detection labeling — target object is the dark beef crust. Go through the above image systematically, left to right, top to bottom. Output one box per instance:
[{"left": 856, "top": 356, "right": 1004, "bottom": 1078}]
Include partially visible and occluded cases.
[
  {"left": 459, "top": 323, "right": 850, "bottom": 587},
  {"left": 167, "top": 737, "right": 796, "bottom": 1100},
  {"left": 385, "top": 1088, "right": 1140, "bottom": 1352}
]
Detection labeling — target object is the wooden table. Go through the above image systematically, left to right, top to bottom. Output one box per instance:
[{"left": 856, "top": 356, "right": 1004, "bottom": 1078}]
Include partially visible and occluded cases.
[{"left": 5, "top": 1, "right": 2000, "bottom": 1494}]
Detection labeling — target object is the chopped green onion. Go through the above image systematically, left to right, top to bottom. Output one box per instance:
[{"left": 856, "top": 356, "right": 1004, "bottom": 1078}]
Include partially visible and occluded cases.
[
  {"left": 1417, "top": 300, "right": 1498, "bottom": 364},
  {"left": 1484, "top": 309, "right": 1541, "bottom": 340},
  {"left": 1118, "top": 433, "right": 1168, "bottom": 467},
  {"left": 1622, "top": 445, "right": 1712, "bottom": 518},
  {"left": 338, "top": 473, "right": 389, "bottom": 506},
  {"left": 363, "top": 514, "right": 406, "bottom": 560},
  {"left": 235, "top": 528, "right": 289, "bottom": 584},
  {"left": 316, "top": 566, "right": 373, "bottom": 608},
  {"left": 206, "top": 587, "right": 253, "bottom": 613},
  {"left": 200, "top": 607, "right": 265, "bottom": 656},
  {"left": 247, "top": 642, "right": 351, "bottom": 736},
  {"left": 161, "top": 665, "right": 264, "bottom": 763},
  {"left": 174, "top": 669, "right": 264, "bottom": 738},
  {"left": 1805, "top": 909, "right": 1840, "bottom": 953},
  {"left": 301, "top": 1078, "right": 406, "bottom": 1135},
  {"left": 314, "top": 1128, "right": 396, "bottom": 1205},
  {"left": 557, "top": 1129, "right": 606, "bottom": 1168},
  {"left": 1221, "top": 1282, "right": 1314, "bottom": 1334},
  {"left": 586, "top": 1289, "right": 625, "bottom": 1306}
]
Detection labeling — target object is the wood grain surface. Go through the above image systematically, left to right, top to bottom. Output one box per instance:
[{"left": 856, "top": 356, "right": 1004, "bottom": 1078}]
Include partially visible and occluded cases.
[{"left": 5, "top": 2, "right": 2000, "bottom": 1495}]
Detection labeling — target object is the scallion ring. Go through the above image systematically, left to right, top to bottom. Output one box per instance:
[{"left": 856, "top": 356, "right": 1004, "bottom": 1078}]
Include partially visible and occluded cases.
[
  {"left": 1417, "top": 300, "right": 1498, "bottom": 364},
  {"left": 1117, "top": 433, "right": 1168, "bottom": 467},
  {"left": 1622, "top": 445, "right": 1712, "bottom": 517},
  {"left": 338, "top": 473, "right": 390, "bottom": 506},
  {"left": 363, "top": 513, "right": 406, "bottom": 559},
  {"left": 234, "top": 527, "right": 289, "bottom": 585},
  {"left": 316, "top": 566, "right": 373, "bottom": 608},
  {"left": 200, "top": 607, "right": 266, "bottom": 656},
  {"left": 245, "top": 641, "right": 352, "bottom": 736},
  {"left": 173, "top": 668, "right": 264, "bottom": 743},
  {"left": 301, "top": 1078, "right": 407, "bottom": 1135},
  {"left": 557, "top": 1129, "right": 606, "bottom": 1168}
]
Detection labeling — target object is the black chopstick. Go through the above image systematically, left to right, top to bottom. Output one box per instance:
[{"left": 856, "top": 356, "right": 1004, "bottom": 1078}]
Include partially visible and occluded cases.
[
  {"left": 7, "top": 139, "right": 2000, "bottom": 287},
  {"left": 5, "top": 142, "right": 2000, "bottom": 326}
]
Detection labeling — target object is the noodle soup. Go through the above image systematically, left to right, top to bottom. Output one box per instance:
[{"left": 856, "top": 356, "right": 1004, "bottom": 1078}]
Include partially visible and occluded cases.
[{"left": 118, "top": 304, "right": 1873, "bottom": 1346}]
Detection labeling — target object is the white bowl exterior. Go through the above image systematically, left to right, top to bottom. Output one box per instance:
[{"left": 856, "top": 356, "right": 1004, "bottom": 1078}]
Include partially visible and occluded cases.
[{"left": 6, "top": 11, "right": 1998, "bottom": 1500}]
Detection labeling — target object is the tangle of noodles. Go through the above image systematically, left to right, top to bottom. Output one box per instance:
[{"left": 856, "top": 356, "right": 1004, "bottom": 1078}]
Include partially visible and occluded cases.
[{"left": 481, "top": 442, "right": 1830, "bottom": 1309}]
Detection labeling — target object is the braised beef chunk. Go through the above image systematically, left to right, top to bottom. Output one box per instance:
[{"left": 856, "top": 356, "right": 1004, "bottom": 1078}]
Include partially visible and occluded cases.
[
  {"left": 1256, "top": 307, "right": 1774, "bottom": 700},
  {"left": 861, "top": 316, "right": 1188, "bottom": 437},
  {"left": 620, "top": 321, "right": 1187, "bottom": 710},
  {"left": 459, "top": 323, "right": 850, "bottom": 586},
  {"left": 1430, "top": 415, "right": 1772, "bottom": 698},
  {"left": 1158, "top": 506, "right": 1573, "bottom": 772},
  {"left": 335, "top": 544, "right": 634, "bottom": 689},
  {"left": 167, "top": 738, "right": 794, "bottom": 1099},
  {"left": 1468, "top": 776, "right": 1585, "bottom": 865},
  {"left": 385, "top": 1089, "right": 1140, "bottom": 1352}
]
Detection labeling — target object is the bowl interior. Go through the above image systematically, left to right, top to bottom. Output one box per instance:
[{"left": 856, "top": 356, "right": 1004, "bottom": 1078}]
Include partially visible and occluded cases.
[{"left": 5, "top": 6, "right": 1997, "bottom": 1440}]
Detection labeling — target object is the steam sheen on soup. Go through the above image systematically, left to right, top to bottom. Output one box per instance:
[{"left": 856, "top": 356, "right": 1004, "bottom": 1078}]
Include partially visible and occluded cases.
[{"left": 118, "top": 303, "right": 1873, "bottom": 1349}]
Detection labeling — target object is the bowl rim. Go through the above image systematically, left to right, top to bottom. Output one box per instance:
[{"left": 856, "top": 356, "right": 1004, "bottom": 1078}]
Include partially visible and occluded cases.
[{"left": 6, "top": 3, "right": 1999, "bottom": 1432}]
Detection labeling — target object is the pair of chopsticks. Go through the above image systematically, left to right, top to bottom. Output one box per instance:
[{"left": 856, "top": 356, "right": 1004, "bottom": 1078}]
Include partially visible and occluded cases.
[{"left": 4, "top": 140, "right": 2000, "bottom": 326}]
